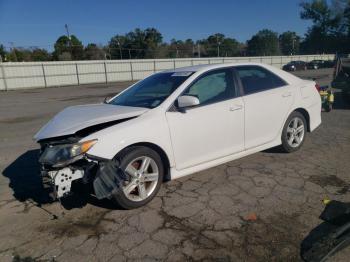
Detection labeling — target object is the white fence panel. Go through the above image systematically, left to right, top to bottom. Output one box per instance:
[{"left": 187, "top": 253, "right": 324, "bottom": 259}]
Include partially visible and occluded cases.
[
  {"left": 0, "top": 54, "right": 335, "bottom": 90},
  {"left": 193, "top": 59, "right": 210, "bottom": 65},
  {"left": 155, "top": 60, "right": 175, "bottom": 71},
  {"left": 174, "top": 60, "right": 192, "bottom": 68},
  {"left": 106, "top": 61, "right": 132, "bottom": 82},
  {"left": 78, "top": 62, "right": 106, "bottom": 84},
  {"left": 44, "top": 63, "right": 77, "bottom": 87},
  {"left": 0, "top": 65, "right": 5, "bottom": 91}
]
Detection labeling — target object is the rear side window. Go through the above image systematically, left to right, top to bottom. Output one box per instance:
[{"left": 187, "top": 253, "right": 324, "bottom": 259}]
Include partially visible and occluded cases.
[{"left": 236, "top": 66, "right": 287, "bottom": 95}]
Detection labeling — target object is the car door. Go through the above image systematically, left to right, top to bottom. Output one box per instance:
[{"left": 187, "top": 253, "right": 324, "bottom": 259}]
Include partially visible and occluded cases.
[
  {"left": 235, "top": 65, "right": 294, "bottom": 149},
  {"left": 165, "top": 68, "right": 245, "bottom": 170}
]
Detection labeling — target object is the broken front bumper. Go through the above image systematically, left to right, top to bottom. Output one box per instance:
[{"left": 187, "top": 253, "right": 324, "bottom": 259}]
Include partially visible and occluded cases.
[
  {"left": 41, "top": 158, "right": 128, "bottom": 200},
  {"left": 42, "top": 167, "right": 84, "bottom": 198}
]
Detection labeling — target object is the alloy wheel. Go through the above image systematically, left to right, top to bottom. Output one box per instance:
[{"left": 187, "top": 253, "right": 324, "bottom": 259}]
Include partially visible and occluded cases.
[
  {"left": 286, "top": 117, "right": 305, "bottom": 148},
  {"left": 122, "top": 156, "right": 159, "bottom": 202}
]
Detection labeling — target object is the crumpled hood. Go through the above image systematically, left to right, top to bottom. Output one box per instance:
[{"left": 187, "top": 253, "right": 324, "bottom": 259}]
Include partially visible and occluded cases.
[{"left": 34, "top": 103, "right": 148, "bottom": 141}]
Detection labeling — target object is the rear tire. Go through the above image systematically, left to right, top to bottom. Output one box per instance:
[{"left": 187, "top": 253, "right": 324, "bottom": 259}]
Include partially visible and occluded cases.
[
  {"left": 281, "top": 111, "right": 307, "bottom": 153},
  {"left": 112, "top": 146, "right": 164, "bottom": 209}
]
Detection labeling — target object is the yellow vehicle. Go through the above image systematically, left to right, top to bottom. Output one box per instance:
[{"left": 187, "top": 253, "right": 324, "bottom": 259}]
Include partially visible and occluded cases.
[{"left": 318, "top": 85, "right": 334, "bottom": 112}]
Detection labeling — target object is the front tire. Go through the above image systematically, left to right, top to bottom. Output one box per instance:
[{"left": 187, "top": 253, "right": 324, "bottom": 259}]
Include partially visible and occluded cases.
[
  {"left": 281, "top": 112, "right": 307, "bottom": 153},
  {"left": 112, "top": 146, "right": 164, "bottom": 209}
]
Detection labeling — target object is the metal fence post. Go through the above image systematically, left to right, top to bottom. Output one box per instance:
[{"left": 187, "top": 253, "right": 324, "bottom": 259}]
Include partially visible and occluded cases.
[
  {"left": 280, "top": 56, "right": 283, "bottom": 68},
  {"left": 153, "top": 60, "right": 156, "bottom": 73},
  {"left": 173, "top": 60, "right": 176, "bottom": 69},
  {"left": 103, "top": 61, "right": 108, "bottom": 84},
  {"left": 130, "top": 61, "right": 134, "bottom": 81},
  {"left": 0, "top": 63, "right": 8, "bottom": 91},
  {"left": 41, "top": 63, "right": 47, "bottom": 88},
  {"left": 75, "top": 63, "right": 80, "bottom": 85}
]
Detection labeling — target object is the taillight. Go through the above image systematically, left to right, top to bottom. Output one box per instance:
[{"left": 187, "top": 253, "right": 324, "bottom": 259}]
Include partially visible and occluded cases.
[{"left": 315, "top": 83, "right": 320, "bottom": 92}]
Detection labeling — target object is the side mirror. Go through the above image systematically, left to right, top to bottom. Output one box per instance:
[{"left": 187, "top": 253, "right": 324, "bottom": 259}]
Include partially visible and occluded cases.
[
  {"left": 177, "top": 95, "right": 200, "bottom": 109},
  {"left": 103, "top": 96, "right": 112, "bottom": 104}
]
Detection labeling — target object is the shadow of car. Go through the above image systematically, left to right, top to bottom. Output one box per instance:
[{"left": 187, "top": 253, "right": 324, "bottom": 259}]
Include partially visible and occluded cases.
[{"left": 1, "top": 150, "right": 121, "bottom": 210}]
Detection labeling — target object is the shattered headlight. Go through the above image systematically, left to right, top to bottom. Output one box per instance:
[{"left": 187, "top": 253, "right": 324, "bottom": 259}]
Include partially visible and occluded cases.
[{"left": 39, "top": 139, "right": 97, "bottom": 167}]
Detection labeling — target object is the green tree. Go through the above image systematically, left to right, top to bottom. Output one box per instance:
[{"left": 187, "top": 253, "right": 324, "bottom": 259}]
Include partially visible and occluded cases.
[
  {"left": 300, "top": 0, "right": 349, "bottom": 53},
  {"left": 345, "top": 1, "right": 350, "bottom": 36},
  {"left": 109, "top": 28, "right": 163, "bottom": 59},
  {"left": 247, "top": 29, "right": 280, "bottom": 56},
  {"left": 279, "top": 31, "right": 300, "bottom": 55},
  {"left": 204, "top": 33, "right": 225, "bottom": 57},
  {"left": 197, "top": 34, "right": 240, "bottom": 57},
  {"left": 53, "top": 35, "right": 84, "bottom": 61},
  {"left": 167, "top": 39, "right": 195, "bottom": 58},
  {"left": 84, "top": 43, "right": 105, "bottom": 60},
  {"left": 0, "top": 44, "right": 6, "bottom": 62},
  {"left": 7, "top": 48, "right": 32, "bottom": 62},
  {"left": 31, "top": 48, "right": 51, "bottom": 61}
]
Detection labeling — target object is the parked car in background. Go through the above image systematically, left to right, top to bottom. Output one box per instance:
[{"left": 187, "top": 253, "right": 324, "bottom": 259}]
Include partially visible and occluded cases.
[
  {"left": 307, "top": 60, "right": 335, "bottom": 70},
  {"left": 282, "top": 61, "right": 307, "bottom": 71},
  {"left": 34, "top": 63, "right": 322, "bottom": 209}
]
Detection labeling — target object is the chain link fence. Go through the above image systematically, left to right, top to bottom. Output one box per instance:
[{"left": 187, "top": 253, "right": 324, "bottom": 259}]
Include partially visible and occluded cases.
[{"left": 0, "top": 54, "right": 334, "bottom": 91}]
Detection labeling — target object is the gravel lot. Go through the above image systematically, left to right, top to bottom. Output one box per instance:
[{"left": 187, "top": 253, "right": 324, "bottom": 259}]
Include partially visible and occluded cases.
[{"left": 0, "top": 68, "right": 350, "bottom": 261}]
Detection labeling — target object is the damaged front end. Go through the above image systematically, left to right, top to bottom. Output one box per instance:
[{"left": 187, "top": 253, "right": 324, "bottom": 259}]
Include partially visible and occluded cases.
[{"left": 39, "top": 136, "right": 127, "bottom": 201}]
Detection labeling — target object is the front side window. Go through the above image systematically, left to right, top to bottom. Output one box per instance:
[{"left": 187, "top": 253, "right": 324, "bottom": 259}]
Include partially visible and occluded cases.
[
  {"left": 236, "top": 66, "right": 287, "bottom": 95},
  {"left": 183, "top": 68, "right": 236, "bottom": 106},
  {"left": 109, "top": 72, "right": 192, "bottom": 108}
]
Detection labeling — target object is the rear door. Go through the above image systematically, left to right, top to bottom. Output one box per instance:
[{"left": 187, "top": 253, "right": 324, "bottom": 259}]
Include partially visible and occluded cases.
[{"left": 235, "top": 66, "right": 294, "bottom": 149}]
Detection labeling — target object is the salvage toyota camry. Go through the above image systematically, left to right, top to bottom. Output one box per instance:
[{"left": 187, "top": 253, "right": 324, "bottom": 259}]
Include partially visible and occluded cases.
[{"left": 35, "top": 63, "right": 321, "bottom": 209}]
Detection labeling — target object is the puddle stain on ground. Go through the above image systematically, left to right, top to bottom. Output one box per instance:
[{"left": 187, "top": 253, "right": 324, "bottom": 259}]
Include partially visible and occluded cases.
[
  {"left": 308, "top": 175, "right": 349, "bottom": 194},
  {"left": 37, "top": 210, "right": 112, "bottom": 238},
  {"left": 232, "top": 212, "right": 305, "bottom": 261}
]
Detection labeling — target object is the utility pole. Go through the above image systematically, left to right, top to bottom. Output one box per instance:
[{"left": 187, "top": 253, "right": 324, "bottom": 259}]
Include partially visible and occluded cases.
[
  {"left": 65, "top": 24, "right": 73, "bottom": 59},
  {"left": 217, "top": 35, "right": 221, "bottom": 57},
  {"left": 116, "top": 38, "right": 122, "bottom": 60},
  {"left": 292, "top": 38, "right": 296, "bottom": 56},
  {"left": 9, "top": 42, "right": 17, "bottom": 62}
]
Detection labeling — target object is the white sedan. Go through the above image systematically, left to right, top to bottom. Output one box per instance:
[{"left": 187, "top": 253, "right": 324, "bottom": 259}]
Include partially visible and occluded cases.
[{"left": 35, "top": 63, "right": 321, "bottom": 209}]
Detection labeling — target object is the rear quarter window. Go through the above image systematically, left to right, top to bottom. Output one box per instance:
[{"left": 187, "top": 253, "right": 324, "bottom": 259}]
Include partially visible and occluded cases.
[{"left": 235, "top": 66, "right": 287, "bottom": 95}]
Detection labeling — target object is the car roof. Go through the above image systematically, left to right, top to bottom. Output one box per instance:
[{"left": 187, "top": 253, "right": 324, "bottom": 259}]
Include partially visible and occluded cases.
[
  {"left": 163, "top": 62, "right": 303, "bottom": 85},
  {"left": 164, "top": 62, "right": 277, "bottom": 73}
]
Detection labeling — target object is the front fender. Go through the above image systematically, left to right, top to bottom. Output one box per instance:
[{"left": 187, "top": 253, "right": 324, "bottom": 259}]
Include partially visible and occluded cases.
[{"left": 81, "top": 111, "right": 175, "bottom": 166}]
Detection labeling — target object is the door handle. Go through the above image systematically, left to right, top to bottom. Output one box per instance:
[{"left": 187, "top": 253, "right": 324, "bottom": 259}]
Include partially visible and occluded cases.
[
  {"left": 282, "top": 92, "right": 292, "bottom": 97},
  {"left": 229, "top": 105, "right": 243, "bottom": 111}
]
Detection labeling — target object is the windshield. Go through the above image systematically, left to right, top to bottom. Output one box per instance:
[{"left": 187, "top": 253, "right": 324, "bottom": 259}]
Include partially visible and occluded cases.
[{"left": 109, "top": 72, "right": 193, "bottom": 108}]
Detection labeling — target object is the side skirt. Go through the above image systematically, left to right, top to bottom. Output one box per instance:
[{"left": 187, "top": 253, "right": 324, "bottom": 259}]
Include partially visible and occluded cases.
[{"left": 170, "top": 139, "right": 281, "bottom": 180}]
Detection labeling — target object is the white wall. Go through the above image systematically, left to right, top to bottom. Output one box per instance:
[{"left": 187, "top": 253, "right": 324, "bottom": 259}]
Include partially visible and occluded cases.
[{"left": 0, "top": 54, "right": 335, "bottom": 91}]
